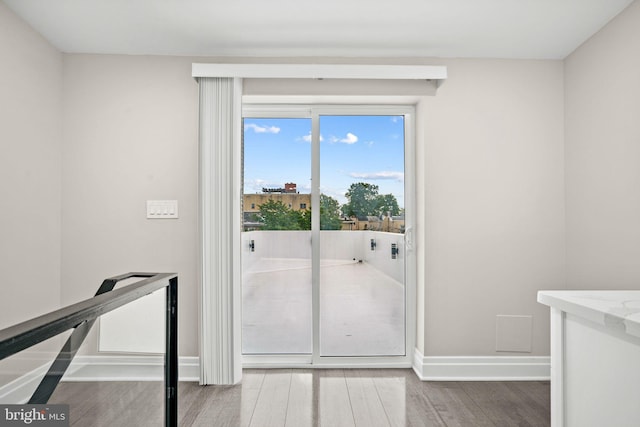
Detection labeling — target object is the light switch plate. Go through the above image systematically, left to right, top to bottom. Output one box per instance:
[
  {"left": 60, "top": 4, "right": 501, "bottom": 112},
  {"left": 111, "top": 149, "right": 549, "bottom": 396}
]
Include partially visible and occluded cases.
[{"left": 146, "top": 200, "right": 178, "bottom": 219}]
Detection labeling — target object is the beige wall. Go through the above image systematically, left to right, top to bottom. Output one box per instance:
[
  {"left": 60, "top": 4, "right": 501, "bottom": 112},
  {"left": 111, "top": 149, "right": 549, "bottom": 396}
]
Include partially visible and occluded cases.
[
  {"left": 565, "top": 0, "right": 640, "bottom": 289},
  {"left": 0, "top": 3, "right": 63, "bottom": 328},
  {"left": 1, "top": 3, "right": 583, "bottom": 360},
  {"left": 61, "top": 54, "right": 200, "bottom": 356},
  {"left": 59, "top": 55, "right": 565, "bottom": 358},
  {"left": 419, "top": 59, "right": 566, "bottom": 356}
]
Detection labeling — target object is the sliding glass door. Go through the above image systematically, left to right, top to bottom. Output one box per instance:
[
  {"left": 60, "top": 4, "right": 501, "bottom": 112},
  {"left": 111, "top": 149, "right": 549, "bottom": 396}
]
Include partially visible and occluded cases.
[
  {"left": 241, "top": 106, "right": 413, "bottom": 364},
  {"left": 318, "top": 114, "right": 406, "bottom": 357},
  {"left": 241, "top": 117, "right": 313, "bottom": 354}
]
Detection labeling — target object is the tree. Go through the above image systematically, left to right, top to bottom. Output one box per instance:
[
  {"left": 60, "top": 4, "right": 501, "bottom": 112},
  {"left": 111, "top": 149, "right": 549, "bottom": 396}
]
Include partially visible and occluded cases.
[
  {"left": 342, "top": 182, "right": 400, "bottom": 218},
  {"left": 343, "top": 182, "right": 380, "bottom": 217},
  {"left": 375, "top": 193, "right": 400, "bottom": 216},
  {"left": 320, "top": 194, "right": 342, "bottom": 230},
  {"left": 256, "top": 196, "right": 340, "bottom": 230},
  {"left": 259, "top": 199, "right": 310, "bottom": 230},
  {"left": 295, "top": 209, "right": 311, "bottom": 230}
]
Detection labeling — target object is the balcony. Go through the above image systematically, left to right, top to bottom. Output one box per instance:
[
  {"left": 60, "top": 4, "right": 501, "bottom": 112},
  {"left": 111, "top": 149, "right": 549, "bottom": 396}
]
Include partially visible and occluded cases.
[{"left": 242, "top": 230, "right": 405, "bottom": 356}]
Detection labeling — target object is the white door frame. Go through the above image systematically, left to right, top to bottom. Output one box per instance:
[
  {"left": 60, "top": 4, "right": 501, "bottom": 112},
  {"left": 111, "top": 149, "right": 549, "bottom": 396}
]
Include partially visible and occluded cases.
[
  {"left": 194, "top": 63, "right": 447, "bottom": 383},
  {"left": 241, "top": 101, "right": 416, "bottom": 368}
]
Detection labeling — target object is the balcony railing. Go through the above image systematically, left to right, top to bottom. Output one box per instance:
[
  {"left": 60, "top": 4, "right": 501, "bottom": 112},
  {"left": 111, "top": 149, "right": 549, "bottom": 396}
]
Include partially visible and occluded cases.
[
  {"left": 242, "top": 230, "right": 405, "bottom": 283},
  {"left": 0, "top": 272, "right": 178, "bottom": 427}
]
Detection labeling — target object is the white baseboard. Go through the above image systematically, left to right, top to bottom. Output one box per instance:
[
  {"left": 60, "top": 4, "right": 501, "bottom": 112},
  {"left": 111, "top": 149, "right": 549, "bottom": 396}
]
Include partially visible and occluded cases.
[
  {"left": 412, "top": 348, "right": 550, "bottom": 381},
  {"left": 2, "top": 351, "right": 550, "bottom": 402},
  {"left": 64, "top": 355, "right": 200, "bottom": 382},
  {"left": 0, "top": 356, "right": 200, "bottom": 403},
  {"left": 0, "top": 363, "right": 50, "bottom": 404}
]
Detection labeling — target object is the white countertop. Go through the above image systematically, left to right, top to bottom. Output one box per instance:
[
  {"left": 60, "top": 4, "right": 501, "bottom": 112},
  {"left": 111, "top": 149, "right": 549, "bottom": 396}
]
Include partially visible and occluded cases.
[{"left": 537, "top": 290, "right": 640, "bottom": 339}]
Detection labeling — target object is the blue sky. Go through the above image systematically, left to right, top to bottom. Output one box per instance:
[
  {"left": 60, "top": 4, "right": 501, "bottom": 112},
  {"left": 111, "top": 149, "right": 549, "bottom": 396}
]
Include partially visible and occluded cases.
[{"left": 243, "top": 115, "right": 405, "bottom": 208}]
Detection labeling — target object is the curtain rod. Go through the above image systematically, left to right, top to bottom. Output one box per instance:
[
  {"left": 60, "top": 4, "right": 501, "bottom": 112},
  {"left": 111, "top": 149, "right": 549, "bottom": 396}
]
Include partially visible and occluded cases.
[{"left": 192, "top": 63, "right": 447, "bottom": 85}]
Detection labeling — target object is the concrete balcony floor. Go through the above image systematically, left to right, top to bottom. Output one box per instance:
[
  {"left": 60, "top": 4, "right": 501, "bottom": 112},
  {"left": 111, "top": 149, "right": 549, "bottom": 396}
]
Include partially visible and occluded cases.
[{"left": 242, "top": 258, "right": 405, "bottom": 356}]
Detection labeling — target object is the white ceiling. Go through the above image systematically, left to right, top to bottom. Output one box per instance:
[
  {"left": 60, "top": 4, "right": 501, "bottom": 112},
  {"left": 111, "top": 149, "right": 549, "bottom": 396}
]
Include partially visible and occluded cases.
[{"left": 3, "top": 0, "right": 634, "bottom": 59}]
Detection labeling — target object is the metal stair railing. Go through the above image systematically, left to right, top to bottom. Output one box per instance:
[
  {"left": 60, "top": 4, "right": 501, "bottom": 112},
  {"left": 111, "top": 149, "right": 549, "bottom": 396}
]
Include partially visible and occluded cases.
[{"left": 0, "top": 272, "right": 178, "bottom": 427}]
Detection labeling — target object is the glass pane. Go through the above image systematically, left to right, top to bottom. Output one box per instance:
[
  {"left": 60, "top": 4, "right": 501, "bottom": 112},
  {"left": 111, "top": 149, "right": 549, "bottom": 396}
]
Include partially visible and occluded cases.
[
  {"left": 319, "top": 115, "right": 406, "bottom": 356},
  {"left": 242, "top": 118, "right": 312, "bottom": 354}
]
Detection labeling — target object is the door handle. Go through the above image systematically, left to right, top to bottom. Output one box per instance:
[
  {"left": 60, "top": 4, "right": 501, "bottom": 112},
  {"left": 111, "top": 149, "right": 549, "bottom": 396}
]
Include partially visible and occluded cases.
[{"left": 404, "top": 226, "right": 414, "bottom": 252}]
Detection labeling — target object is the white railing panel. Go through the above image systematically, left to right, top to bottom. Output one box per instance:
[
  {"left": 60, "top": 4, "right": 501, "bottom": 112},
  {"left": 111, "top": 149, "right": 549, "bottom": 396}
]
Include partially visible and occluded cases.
[{"left": 242, "top": 230, "right": 403, "bottom": 283}]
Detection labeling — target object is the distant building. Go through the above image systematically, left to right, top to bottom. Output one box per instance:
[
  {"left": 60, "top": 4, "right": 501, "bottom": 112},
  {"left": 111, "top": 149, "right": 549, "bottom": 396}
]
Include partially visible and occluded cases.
[
  {"left": 244, "top": 182, "right": 404, "bottom": 233},
  {"left": 261, "top": 182, "right": 299, "bottom": 194},
  {"left": 243, "top": 183, "right": 311, "bottom": 230},
  {"left": 341, "top": 214, "right": 405, "bottom": 233}
]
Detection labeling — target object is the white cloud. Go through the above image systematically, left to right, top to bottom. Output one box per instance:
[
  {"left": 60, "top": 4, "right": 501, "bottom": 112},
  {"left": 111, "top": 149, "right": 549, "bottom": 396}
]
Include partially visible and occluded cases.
[
  {"left": 244, "top": 123, "right": 281, "bottom": 134},
  {"left": 330, "top": 132, "right": 359, "bottom": 144},
  {"left": 340, "top": 132, "right": 358, "bottom": 144},
  {"left": 301, "top": 133, "right": 324, "bottom": 143},
  {"left": 349, "top": 171, "right": 404, "bottom": 182},
  {"left": 244, "top": 178, "right": 270, "bottom": 193},
  {"left": 296, "top": 184, "right": 312, "bottom": 193}
]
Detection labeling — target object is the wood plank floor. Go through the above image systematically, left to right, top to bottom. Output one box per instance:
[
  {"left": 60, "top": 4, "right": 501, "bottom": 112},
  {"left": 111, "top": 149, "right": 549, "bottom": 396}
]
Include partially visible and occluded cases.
[{"left": 49, "top": 369, "right": 550, "bottom": 426}]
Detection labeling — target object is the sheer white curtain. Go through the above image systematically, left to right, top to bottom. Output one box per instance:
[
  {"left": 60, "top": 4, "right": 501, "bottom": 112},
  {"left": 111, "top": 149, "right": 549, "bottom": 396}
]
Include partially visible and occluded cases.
[{"left": 197, "top": 77, "right": 243, "bottom": 385}]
